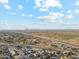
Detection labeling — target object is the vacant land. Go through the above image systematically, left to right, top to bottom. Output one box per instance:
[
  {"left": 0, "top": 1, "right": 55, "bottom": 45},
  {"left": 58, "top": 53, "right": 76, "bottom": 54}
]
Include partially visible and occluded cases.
[
  {"left": 29, "top": 30, "right": 79, "bottom": 46},
  {"left": 29, "top": 30, "right": 79, "bottom": 40}
]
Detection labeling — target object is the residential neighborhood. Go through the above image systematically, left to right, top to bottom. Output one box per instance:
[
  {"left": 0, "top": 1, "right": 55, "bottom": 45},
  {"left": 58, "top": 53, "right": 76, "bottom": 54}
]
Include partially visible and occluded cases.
[{"left": 0, "top": 31, "right": 79, "bottom": 59}]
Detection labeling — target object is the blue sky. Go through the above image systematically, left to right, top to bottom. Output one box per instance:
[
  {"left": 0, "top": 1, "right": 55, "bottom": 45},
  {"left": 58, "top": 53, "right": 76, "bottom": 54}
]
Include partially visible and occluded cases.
[{"left": 0, "top": 0, "right": 79, "bottom": 30}]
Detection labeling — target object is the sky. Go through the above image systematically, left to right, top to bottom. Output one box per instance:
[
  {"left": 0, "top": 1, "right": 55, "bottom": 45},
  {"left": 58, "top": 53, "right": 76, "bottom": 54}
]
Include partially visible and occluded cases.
[{"left": 0, "top": 0, "right": 79, "bottom": 30}]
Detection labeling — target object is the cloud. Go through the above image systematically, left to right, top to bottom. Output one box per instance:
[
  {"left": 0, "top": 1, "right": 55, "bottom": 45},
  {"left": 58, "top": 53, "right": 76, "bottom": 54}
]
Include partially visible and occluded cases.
[
  {"left": 0, "top": 0, "right": 10, "bottom": 9},
  {"left": 0, "top": 0, "right": 8, "bottom": 4},
  {"left": 35, "top": 0, "right": 62, "bottom": 11},
  {"left": 76, "top": 1, "right": 79, "bottom": 6},
  {"left": 4, "top": 4, "right": 10, "bottom": 9},
  {"left": 17, "top": 5, "right": 23, "bottom": 10},
  {"left": 40, "top": 8, "right": 48, "bottom": 11},
  {"left": 75, "top": 9, "right": 79, "bottom": 13},
  {"left": 67, "top": 10, "right": 72, "bottom": 14},
  {"left": 37, "top": 12, "right": 64, "bottom": 23},
  {"left": 37, "top": 12, "right": 75, "bottom": 24},
  {"left": 21, "top": 14, "right": 26, "bottom": 16},
  {"left": 21, "top": 14, "right": 33, "bottom": 17},
  {"left": 65, "top": 14, "right": 74, "bottom": 19},
  {"left": 0, "top": 20, "right": 26, "bottom": 30},
  {"left": 64, "top": 22, "right": 79, "bottom": 26}
]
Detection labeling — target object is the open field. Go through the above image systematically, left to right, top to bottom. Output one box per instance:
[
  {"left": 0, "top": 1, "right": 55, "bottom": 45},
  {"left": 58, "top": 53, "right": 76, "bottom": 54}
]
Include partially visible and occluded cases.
[
  {"left": 29, "top": 30, "right": 79, "bottom": 46},
  {"left": 29, "top": 30, "right": 79, "bottom": 40}
]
